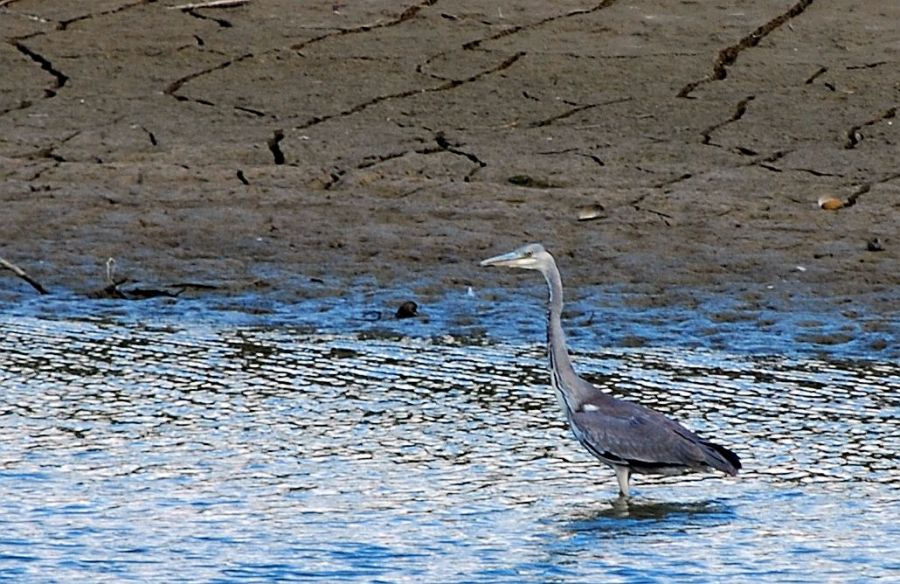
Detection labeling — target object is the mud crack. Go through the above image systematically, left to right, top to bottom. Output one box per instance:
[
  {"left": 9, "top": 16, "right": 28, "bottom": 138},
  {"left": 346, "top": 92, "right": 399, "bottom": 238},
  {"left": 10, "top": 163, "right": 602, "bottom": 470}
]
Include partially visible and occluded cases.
[
  {"left": 1, "top": 0, "right": 154, "bottom": 111},
  {"left": 57, "top": 0, "right": 154, "bottom": 31},
  {"left": 292, "top": 0, "right": 438, "bottom": 52},
  {"left": 462, "top": 0, "right": 619, "bottom": 51},
  {"left": 678, "top": 0, "right": 815, "bottom": 98},
  {"left": 166, "top": 1, "right": 437, "bottom": 105},
  {"left": 183, "top": 7, "right": 233, "bottom": 28},
  {"left": 12, "top": 41, "right": 68, "bottom": 98},
  {"left": 295, "top": 51, "right": 525, "bottom": 130},
  {"left": 164, "top": 52, "right": 254, "bottom": 100},
  {"left": 846, "top": 61, "right": 888, "bottom": 70},
  {"left": 804, "top": 66, "right": 828, "bottom": 84},
  {"left": 701, "top": 95, "right": 755, "bottom": 146},
  {"left": 529, "top": 97, "right": 632, "bottom": 128},
  {"left": 234, "top": 105, "right": 267, "bottom": 117},
  {"left": 844, "top": 107, "right": 896, "bottom": 149},
  {"left": 139, "top": 125, "right": 158, "bottom": 146},
  {"left": 267, "top": 129, "right": 285, "bottom": 165},
  {"left": 435, "top": 132, "right": 486, "bottom": 169},
  {"left": 435, "top": 132, "right": 487, "bottom": 180},
  {"left": 344, "top": 133, "right": 486, "bottom": 186},
  {"left": 351, "top": 133, "right": 486, "bottom": 182},
  {"left": 357, "top": 148, "right": 440, "bottom": 170},
  {"left": 748, "top": 149, "right": 791, "bottom": 172},
  {"left": 845, "top": 171, "right": 900, "bottom": 207},
  {"left": 653, "top": 173, "right": 693, "bottom": 189},
  {"left": 628, "top": 191, "right": 673, "bottom": 223}
]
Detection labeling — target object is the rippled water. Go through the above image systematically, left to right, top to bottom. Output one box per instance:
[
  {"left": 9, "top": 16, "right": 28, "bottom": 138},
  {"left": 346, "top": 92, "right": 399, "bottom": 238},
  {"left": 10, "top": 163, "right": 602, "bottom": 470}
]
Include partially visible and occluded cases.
[{"left": 1, "top": 315, "right": 898, "bottom": 582}]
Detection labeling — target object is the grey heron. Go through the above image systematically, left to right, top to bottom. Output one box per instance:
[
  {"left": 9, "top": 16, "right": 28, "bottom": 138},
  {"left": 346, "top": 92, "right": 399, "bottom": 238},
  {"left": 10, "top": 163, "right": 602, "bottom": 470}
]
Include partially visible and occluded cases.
[{"left": 481, "top": 243, "right": 741, "bottom": 497}]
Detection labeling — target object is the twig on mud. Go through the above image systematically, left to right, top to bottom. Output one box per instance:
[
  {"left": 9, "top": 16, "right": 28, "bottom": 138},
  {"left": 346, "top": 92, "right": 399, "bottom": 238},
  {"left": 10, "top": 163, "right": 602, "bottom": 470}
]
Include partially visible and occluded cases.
[
  {"left": 168, "top": 0, "right": 250, "bottom": 10},
  {"left": 0, "top": 256, "right": 49, "bottom": 295},
  {"left": 99, "top": 257, "right": 129, "bottom": 299},
  {"left": 93, "top": 258, "right": 214, "bottom": 300}
]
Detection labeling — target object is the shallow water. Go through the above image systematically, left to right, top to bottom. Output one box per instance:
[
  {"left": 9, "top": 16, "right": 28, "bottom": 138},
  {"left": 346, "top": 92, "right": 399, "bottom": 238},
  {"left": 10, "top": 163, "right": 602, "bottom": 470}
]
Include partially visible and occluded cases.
[{"left": 1, "top": 314, "right": 898, "bottom": 582}]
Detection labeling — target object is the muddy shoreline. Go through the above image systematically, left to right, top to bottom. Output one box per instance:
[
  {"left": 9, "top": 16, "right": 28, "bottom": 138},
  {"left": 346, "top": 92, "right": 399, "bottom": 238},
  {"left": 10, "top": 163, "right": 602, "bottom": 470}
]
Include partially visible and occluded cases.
[{"left": 2, "top": 1, "right": 897, "bottom": 355}]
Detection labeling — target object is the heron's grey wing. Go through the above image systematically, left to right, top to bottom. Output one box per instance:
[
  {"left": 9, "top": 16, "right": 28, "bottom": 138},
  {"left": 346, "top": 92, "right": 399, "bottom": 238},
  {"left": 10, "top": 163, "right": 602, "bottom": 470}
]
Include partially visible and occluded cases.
[{"left": 570, "top": 405, "right": 714, "bottom": 469}]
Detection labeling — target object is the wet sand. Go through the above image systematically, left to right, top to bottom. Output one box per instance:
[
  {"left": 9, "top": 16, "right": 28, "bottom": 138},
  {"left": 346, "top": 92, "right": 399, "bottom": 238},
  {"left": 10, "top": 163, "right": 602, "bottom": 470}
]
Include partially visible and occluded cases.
[{"left": 1, "top": 0, "right": 897, "bottom": 353}]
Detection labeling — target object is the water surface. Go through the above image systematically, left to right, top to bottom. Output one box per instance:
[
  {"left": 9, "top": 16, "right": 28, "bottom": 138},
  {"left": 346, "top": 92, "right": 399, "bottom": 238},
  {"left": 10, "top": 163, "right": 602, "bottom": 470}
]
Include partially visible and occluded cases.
[{"left": 1, "top": 315, "right": 897, "bottom": 582}]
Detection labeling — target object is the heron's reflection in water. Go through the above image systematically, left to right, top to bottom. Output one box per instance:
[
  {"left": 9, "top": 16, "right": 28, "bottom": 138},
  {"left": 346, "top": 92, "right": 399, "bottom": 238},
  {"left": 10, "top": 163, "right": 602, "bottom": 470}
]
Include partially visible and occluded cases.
[{"left": 565, "top": 497, "right": 734, "bottom": 528}]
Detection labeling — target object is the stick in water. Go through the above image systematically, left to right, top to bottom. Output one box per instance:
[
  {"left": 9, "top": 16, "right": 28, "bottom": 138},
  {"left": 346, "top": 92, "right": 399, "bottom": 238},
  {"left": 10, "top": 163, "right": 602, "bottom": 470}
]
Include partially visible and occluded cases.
[{"left": 0, "top": 256, "right": 49, "bottom": 294}]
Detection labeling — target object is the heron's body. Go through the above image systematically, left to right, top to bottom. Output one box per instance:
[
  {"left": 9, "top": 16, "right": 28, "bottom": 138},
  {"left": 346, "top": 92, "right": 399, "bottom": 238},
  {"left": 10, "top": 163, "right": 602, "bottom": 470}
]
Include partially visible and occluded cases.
[{"left": 482, "top": 243, "right": 741, "bottom": 497}]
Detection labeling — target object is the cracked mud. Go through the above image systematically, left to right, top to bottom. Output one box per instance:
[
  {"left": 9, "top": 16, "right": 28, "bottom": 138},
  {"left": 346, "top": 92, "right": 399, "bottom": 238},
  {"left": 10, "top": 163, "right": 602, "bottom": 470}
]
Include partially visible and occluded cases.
[{"left": 1, "top": 0, "right": 897, "bottom": 353}]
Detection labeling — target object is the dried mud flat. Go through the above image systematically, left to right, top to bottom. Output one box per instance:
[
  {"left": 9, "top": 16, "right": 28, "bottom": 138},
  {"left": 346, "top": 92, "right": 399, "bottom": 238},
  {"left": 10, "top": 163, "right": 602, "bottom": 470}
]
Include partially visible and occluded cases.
[{"left": 1, "top": 1, "right": 897, "bottom": 352}]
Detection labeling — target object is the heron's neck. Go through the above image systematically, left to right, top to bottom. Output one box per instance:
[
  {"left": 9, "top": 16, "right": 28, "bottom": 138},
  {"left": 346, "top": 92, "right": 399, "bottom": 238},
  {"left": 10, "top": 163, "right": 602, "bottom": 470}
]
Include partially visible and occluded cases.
[{"left": 544, "top": 265, "right": 578, "bottom": 383}]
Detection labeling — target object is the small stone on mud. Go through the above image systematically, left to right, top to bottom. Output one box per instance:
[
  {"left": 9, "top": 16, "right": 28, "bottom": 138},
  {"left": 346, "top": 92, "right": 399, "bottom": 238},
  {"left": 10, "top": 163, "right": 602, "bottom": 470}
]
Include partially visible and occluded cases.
[
  {"left": 508, "top": 175, "right": 553, "bottom": 188},
  {"left": 817, "top": 196, "right": 845, "bottom": 210},
  {"left": 576, "top": 203, "right": 606, "bottom": 221},
  {"left": 866, "top": 238, "right": 885, "bottom": 252},
  {"left": 395, "top": 300, "right": 418, "bottom": 319}
]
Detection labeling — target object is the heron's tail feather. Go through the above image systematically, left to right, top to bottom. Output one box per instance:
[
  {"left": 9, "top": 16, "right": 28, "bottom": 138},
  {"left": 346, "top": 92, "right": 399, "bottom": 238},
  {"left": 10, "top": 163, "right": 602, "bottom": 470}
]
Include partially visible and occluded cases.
[{"left": 703, "top": 440, "right": 741, "bottom": 476}]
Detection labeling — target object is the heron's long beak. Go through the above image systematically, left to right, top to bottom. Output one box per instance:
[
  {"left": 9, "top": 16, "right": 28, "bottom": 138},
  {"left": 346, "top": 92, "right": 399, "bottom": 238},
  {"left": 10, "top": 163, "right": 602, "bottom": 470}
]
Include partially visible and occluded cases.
[{"left": 480, "top": 250, "right": 527, "bottom": 268}]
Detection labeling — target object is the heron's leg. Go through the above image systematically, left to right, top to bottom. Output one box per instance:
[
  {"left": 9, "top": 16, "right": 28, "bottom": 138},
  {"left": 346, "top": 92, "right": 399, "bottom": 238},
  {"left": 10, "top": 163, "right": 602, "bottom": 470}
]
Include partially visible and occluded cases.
[{"left": 614, "top": 466, "right": 631, "bottom": 498}]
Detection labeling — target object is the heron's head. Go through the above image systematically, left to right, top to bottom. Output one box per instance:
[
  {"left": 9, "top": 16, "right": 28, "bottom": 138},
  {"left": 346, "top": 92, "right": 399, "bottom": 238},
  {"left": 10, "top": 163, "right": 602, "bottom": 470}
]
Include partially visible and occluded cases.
[{"left": 480, "top": 243, "right": 552, "bottom": 271}]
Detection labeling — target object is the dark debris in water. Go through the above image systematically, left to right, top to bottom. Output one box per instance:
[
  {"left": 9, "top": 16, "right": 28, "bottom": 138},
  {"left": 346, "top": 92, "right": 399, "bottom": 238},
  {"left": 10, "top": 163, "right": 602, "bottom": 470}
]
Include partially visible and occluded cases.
[
  {"left": 89, "top": 280, "right": 218, "bottom": 300},
  {"left": 395, "top": 300, "right": 418, "bottom": 319},
  {"left": 328, "top": 347, "right": 359, "bottom": 359}
]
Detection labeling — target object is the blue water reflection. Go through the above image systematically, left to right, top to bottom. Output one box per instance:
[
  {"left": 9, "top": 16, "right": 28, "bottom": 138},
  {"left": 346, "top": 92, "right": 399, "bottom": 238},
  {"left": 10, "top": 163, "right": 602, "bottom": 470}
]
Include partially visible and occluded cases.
[{"left": 0, "top": 315, "right": 897, "bottom": 582}]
